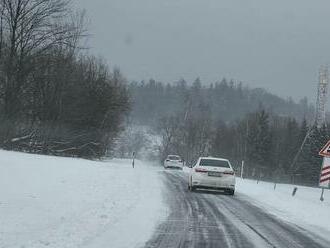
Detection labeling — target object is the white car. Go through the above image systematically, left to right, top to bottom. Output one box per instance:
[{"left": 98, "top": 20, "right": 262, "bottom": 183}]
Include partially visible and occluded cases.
[
  {"left": 164, "top": 155, "right": 184, "bottom": 169},
  {"left": 188, "top": 157, "right": 235, "bottom": 195}
]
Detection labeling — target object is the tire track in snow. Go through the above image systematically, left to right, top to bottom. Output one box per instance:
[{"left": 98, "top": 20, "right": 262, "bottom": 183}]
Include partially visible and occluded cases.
[
  {"left": 144, "top": 170, "right": 329, "bottom": 248},
  {"left": 144, "top": 171, "right": 255, "bottom": 248}
]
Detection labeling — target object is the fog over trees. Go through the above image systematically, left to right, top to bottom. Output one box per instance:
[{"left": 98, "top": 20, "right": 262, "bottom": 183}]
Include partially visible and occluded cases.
[
  {"left": 0, "top": 0, "right": 327, "bottom": 186},
  {"left": 74, "top": 0, "right": 330, "bottom": 101},
  {"left": 129, "top": 78, "right": 313, "bottom": 125},
  {"left": 128, "top": 79, "right": 326, "bottom": 186}
]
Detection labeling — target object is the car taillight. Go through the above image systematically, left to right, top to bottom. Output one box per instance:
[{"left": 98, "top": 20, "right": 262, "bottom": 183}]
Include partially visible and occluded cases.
[
  {"left": 166, "top": 159, "right": 170, "bottom": 162},
  {"left": 195, "top": 168, "right": 208, "bottom": 173},
  {"left": 223, "top": 171, "right": 235, "bottom": 175}
]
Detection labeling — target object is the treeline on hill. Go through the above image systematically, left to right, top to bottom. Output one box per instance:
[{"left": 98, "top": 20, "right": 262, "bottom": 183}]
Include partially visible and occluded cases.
[
  {"left": 0, "top": 0, "right": 129, "bottom": 158},
  {"left": 129, "top": 78, "right": 314, "bottom": 126},
  {"left": 150, "top": 79, "right": 327, "bottom": 186}
]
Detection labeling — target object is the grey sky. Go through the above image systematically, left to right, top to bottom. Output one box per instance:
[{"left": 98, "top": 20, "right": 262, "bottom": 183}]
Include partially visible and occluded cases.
[{"left": 74, "top": 0, "right": 330, "bottom": 102}]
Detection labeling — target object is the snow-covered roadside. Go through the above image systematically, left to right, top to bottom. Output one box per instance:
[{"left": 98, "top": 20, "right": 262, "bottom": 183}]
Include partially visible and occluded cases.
[
  {"left": 0, "top": 150, "right": 167, "bottom": 248},
  {"left": 236, "top": 178, "right": 330, "bottom": 240}
]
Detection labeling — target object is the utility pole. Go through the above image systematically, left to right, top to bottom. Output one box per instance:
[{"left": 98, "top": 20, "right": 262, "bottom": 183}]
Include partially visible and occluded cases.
[
  {"left": 290, "top": 65, "right": 329, "bottom": 172},
  {"left": 315, "top": 65, "right": 329, "bottom": 128}
]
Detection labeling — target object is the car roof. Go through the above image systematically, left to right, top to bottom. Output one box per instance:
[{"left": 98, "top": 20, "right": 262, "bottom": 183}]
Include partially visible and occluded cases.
[
  {"left": 167, "top": 154, "right": 181, "bottom": 157},
  {"left": 199, "top": 156, "right": 229, "bottom": 161}
]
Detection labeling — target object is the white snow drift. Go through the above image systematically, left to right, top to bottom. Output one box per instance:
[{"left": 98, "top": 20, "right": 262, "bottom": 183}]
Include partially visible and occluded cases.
[
  {"left": 0, "top": 150, "right": 167, "bottom": 248},
  {"left": 236, "top": 178, "right": 330, "bottom": 240}
]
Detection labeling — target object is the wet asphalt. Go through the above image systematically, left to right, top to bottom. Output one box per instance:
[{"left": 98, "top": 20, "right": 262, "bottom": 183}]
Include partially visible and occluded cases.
[{"left": 144, "top": 170, "right": 328, "bottom": 248}]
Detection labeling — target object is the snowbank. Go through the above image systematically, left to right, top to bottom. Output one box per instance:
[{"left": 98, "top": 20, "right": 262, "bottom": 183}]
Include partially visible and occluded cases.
[
  {"left": 0, "top": 150, "right": 167, "bottom": 248},
  {"left": 236, "top": 178, "right": 330, "bottom": 239}
]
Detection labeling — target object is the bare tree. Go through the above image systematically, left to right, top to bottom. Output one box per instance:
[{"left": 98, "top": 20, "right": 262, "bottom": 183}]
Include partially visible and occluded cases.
[
  {"left": 0, "top": 0, "right": 84, "bottom": 118},
  {"left": 0, "top": 0, "right": 129, "bottom": 159},
  {"left": 0, "top": 5, "right": 4, "bottom": 58}
]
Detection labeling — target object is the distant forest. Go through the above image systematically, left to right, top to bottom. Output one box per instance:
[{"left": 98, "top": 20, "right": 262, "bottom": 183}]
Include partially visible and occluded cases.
[
  {"left": 128, "top": 78, "right": 327, "bottom": 186},
  {"left": 129, "top": 78, "right": 314, "bottom": 126}
]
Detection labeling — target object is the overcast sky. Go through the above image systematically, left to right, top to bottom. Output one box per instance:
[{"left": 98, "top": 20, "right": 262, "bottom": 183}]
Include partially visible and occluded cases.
[{"left": 73, "top": 0, "right": 330, "bottom": 102}]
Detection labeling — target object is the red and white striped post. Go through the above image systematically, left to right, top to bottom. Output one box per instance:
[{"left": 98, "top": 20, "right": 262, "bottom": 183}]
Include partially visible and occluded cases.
[
  {"left": 318, "top": 142, "right": 330, "bottom": 201},
  {"left": 319, "top": 157, "right": 330, "bottom": 187}
]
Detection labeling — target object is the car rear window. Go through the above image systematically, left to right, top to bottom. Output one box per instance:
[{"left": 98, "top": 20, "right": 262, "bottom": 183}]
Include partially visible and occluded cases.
[
  {"left": 168, "top": 155, "right": 181, "bottom": 160},
  {"left": 199, "top": 159, "right": 230, "bottom": 168}
]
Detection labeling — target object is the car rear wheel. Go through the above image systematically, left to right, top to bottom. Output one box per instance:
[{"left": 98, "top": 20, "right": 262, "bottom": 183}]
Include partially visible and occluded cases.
[
  {"left": 188, "top": 182, "right": 196, "bottom": 191},
  {"left": 189, "top": 185, "right": 196, "bottom": 191},
  {"left": 226, "top": 189, "right": 235, "bottom": 195}
]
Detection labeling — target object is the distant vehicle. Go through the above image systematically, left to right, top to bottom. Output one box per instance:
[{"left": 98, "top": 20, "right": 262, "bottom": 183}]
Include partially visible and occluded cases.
[
  {"left": 164, "top": 155, "right": 184, "bottom": 169},
  {"left": 188, "top": 157, "right": 235, "bottom": 195}
]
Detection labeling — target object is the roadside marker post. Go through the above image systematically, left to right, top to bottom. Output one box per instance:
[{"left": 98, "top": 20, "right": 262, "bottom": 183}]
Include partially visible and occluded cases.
[
  {"left": 318, "top": 141, "right": 330, "bottom": 201},
  {"left": 132, "top": 151, "right": 135, "bottom": 168},
  {"left": 319, "top": 157, "right": 330, "bottom": 188},
  {"left": 240, "top": 160, "right": 244, "bottom": 179},
  {"left": 292, "top": 187, "right": 298, "bottom": 196},
  {"left": 320, "top": 188, "right": 325, "bottom": 202}
]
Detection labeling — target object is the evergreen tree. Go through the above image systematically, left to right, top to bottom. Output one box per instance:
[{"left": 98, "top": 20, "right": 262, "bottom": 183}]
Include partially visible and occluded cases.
[
  {"left": 246, "top": 110, "right": 272, "bottom": 176},
  {"left": 296, "top": 124, "right": 329, "bottom": 185}
]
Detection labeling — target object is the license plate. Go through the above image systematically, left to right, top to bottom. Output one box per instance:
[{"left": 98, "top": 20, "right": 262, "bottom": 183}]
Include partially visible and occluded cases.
[{"left": 208, "top": 172, "right": 222, "bottom": 177}]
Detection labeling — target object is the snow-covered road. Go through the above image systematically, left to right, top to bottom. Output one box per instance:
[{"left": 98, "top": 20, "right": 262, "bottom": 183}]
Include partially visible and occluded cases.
[
  {"left": 0, "top": 151, "right": 167, "bottom": 248},
  {"left": 145, "top": 170, "right": 330, "bottom": 248}
]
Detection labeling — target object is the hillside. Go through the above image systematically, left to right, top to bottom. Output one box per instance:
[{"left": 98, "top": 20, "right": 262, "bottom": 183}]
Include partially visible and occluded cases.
[
  {"left": 129, "top": 78, "right": 314, "bottom": 126},
  {"left": 0, "top": 150, "right": 166, "bottom": 248}
]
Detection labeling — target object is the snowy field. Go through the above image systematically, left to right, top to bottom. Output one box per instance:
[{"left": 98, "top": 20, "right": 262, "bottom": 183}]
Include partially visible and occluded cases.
[
  {"left": 0, "top": 150, "right": 167, "bottom": 248},
  {"left": 236, "top": 178, "right": 330, "bottom": 240}
]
